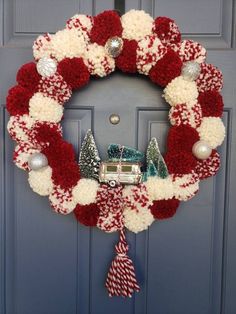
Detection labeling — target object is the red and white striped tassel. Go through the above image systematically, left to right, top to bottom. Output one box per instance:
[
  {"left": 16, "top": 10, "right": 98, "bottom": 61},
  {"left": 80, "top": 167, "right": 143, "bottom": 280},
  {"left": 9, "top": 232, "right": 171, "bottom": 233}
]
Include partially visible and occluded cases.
[{"left": 105, "top": 229, "right": 140, "bottom": 297}]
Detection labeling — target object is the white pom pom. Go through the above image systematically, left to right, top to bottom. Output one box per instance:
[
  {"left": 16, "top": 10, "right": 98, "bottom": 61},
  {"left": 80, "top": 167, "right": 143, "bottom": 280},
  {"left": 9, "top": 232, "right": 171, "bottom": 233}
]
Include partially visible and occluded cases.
[
  {"left": 121, "top": 10, "right": 154, "bottom": 41},
  {"left": 51, "top": 29, "right": 87, "bottom": 61},
  {"left": 164, "top": 76, "right": 198, "bottom": 106},
  {"left": 29, "top": 92, "right": 63, "bottom": 123},
  {"left": 197, "top": 117, "right": 225, "bottom": 149},
  {"left": 28, "top": 166, "right": 53, "bottom": 196},
  {"left": 145, "top": 177, "right": 174, "bottom": 201},
  {"left": 72, "top": 178, "right": 99, "bottom": 205},
  {"left": 124, "top": 207, "right": 154, "bottom": 233}
]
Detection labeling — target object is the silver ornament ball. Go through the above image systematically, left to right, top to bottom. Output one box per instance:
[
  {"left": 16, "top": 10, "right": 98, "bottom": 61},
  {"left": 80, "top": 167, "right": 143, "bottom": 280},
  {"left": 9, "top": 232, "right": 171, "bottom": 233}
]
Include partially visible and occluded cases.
[
  {"left": 105, "top": 37, "right": 123, "bottom": 58},
  {"left": 36, "top": 57, "right": 57, "bottom": 77},
  {"left": 181, "top": 61, "right": 201, "bottom": 81},
  {"left": 192, "top": 140, "right": 212, "bottom": 160},
  {"left": 28, "top": 153, "right": 48, "bottom": 170}
]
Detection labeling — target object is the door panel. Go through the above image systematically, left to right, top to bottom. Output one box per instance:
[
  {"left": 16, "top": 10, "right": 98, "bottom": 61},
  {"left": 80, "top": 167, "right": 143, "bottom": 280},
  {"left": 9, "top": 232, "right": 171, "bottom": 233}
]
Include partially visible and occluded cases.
[{"left": 0, "top": 1, "right": 236, "bottom": 314}]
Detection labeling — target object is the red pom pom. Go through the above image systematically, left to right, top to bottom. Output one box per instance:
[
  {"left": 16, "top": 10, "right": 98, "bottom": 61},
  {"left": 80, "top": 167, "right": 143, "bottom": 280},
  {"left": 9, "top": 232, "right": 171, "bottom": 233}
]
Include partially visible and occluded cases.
[
  {"left": 90, "top": 10, "right": 122, "bottom": 46},
  {"left": 153, "top": 17, "right": 181, "bottom": 45},
  {"left": 116, "top": 39, "right": 138, "bottom": 73},
  {"left": 149, "top": 49, "right": 182, "bottom": 87},
  {"left": 58, "top": 57, "right": 90, "bottom": 90},
  {"left": 16, "top": 62, "right": 41, "bottom": 92},
  {"left": 6, "top": 85, "right": 33, "bottom": 116},
  {"left": 198, "top": 90, "right": 223, "bottom": 117},
  {"left": 29, "top": 122, "right": 62, "bottom": 147},
  {"left": 167, "top": 125, "right": 200, "bottom": 153},
  {"left": 43, "top": 140, "right": 76, "bottom": 168},
  {"left": 195, "top": 150, "right": 220, "bottom": 179},
  {"left": 165, "top": 151, "right": 197, "bottom": 174},
  {"left": 52, "top": 162, "right": 80, "bottom": 189},
  {"left": 150, "top": 198, "right": 180, "bottom": 219},
  {"left": 74, "top": 203, "right": 100, "bottom": 226}
]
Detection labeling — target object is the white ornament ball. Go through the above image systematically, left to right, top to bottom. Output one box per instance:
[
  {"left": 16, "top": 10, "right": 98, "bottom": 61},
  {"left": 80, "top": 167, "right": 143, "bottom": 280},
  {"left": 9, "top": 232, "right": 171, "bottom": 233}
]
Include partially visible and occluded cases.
[
  {"left": 37, "top": 57, "right": 57, "bottom": 77},
  {"left": 181, "top": 61, "right": 201, "bottom": 81},
  {"left": 192, "top": 140, "right": 212, "bottom": 160},
  {"left": 28, "top": 152, "right": 48, "bottom": 170}
]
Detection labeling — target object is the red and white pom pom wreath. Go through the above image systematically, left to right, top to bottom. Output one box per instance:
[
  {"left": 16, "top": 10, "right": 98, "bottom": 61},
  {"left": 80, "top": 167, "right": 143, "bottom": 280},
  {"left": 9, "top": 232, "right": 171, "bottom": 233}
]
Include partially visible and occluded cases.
[{"left": 6, "top": 9, "right": 225, "bottom": 298}]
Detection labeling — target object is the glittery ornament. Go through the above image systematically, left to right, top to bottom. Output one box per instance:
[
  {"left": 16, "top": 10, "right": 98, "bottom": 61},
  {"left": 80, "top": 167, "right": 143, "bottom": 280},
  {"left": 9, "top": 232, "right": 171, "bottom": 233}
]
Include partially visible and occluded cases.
[
  {"left": 105, "top": 36, "right": 123, "bottom": 57},
  {"left": 36, "top": 57, "right": 57, "bottom": 77},
  {"left": 181, "top": 61, "right": 201, "bottom": 81},
  {"left": 79, "top": 129, "right": 101, "bottom": 179},
  {"left": 145, "top": 138, "right": 169, "bottom": 179},
  {"left": 108, "top": 144, "right": 144, "bottom": 162},
  {"left": 28, "top": 152, "right": 48, "bottom": 170}
]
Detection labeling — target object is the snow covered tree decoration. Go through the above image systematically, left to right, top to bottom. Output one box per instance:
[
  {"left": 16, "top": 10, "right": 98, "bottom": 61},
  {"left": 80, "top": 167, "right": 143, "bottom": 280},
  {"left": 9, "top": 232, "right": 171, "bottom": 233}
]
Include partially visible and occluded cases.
[
  {"left": 79, "top": 130, "right": 101, "bottom": 179},
  {"left": 145, "top": 137, "right": 169, "bottom": 179},
  {"left": 108, "top": 144, "right": 144, "bottom": 162}
]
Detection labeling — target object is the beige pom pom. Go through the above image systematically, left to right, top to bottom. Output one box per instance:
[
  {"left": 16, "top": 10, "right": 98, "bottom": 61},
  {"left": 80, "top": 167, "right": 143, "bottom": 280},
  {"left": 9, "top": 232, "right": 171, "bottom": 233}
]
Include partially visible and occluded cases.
[
  {"left": 28, "top": 166, "right": 53, "bottom": 196},
  {"left": 72, "top": 178, "right": 99, "bottom": 205}
]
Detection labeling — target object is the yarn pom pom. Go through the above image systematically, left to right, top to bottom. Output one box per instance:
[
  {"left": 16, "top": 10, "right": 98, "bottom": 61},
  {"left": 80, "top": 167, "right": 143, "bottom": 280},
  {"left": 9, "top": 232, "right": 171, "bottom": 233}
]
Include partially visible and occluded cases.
[
  {"left": 90, "top": 10, "right": 122, "bottom": 46},
  {"left": 153, "top": 17, "right": 181, "bottom": 45},
  {"left": 116, "top": 39, "right": 138, "bottom": 73},
  {"left": 149, "top": 49, "right": 182, "bottom": 87},
  {"left": 58, "top": 57, "right": 90, "bottom": 90},
  {"left": 16, "top": 62, "right": 41, "bottom": 92},
  {"left": 196, "top": 63, "right": 223, "bottom": 93},
  {"left": 6, "top": 85, "right": 33, "bottom": 116},
  {"left": 198, "top": 90, "right": 223, "bottom": 117},
  {"left": 169, "top": 103, "right": 202, "bottom": 128},
  {"left": 29, "top": 122, "right": 62, "bottom": 148},
  {"left": 167, "top": 125, "right": 200, "bottom": 153},
  {"left": 42, "top": 140, "right": 76, "bottom": 168},
  {"left": 195, "top": 150, "right": 220, "bottom": 179},
  {"left": 165, "top": 151, "right": 197, "bottom": 174},
  {"left": 52, "top": 162, "right": 80, "bottom": 190},
  {"left": 72, "top": 178, "right": 99, "bottom": 205},
  {"left": 49, "top": 187, "right": 76, "bottom": 215},
  {"left": 150, "top": 198, "right": 180, "bottom": 219},
  {"left": 74, "top": 203, "right": 100, "bottom": 226}
]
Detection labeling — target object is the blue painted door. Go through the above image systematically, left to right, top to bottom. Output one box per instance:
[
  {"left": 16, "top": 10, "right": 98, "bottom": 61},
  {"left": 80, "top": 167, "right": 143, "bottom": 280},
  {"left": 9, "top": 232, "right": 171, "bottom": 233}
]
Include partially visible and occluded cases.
[{"left": 1, "top": 1, "right": 236, "bottom": 314}]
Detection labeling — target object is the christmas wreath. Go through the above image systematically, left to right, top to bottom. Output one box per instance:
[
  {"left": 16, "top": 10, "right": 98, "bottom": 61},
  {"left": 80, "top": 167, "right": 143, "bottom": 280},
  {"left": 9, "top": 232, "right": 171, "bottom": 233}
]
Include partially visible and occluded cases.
[{"left": 6, "top": 10, "right": 225, "bottom": 297}]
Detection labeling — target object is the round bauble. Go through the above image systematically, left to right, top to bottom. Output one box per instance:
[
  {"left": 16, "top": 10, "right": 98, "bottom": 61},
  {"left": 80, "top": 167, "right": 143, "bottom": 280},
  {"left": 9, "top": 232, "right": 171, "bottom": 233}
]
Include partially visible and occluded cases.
[
  {"left": 105, "top": 36, "right": 123, "bottom": 57},
  {"left": 36, "top": 57, "right": 57, "bottom": 77},
  {"left": 181, "top": 61, "right": 201, "bottom": 81},
  {"left": 192, "top": 140, "right": 212, "bottom": 160},
  {"left": 28, "top": 152, "right": 48, "bottom": 170}
]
